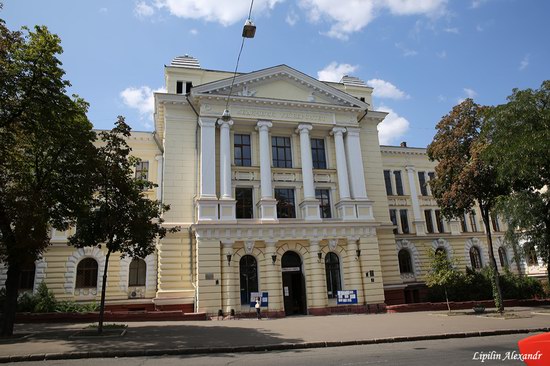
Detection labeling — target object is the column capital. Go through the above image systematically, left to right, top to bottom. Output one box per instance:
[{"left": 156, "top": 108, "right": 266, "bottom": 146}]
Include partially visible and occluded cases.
[
  {"left": 199, "top": 117, "right": 217, "bottom": 128},
  {"left": 217, "top": 119, "right": 234, "bottom": 128},
  {"left": 256, "top": 120, "right": 273, "bottom": 131},
  {"left": 296, "top": 123, "right": 313, "bottom": 134},
  {"left": 330, "top": 126, "right": 347, "bottom": 136},
  {"left": 345, "top": 127, "right": 361, "bottom": 137},
  {"left": 405, "top": 165, "right": 416, "bottom": 172}
]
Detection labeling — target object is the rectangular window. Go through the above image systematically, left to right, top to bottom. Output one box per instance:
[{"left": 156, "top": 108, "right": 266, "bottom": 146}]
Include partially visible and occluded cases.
[
  {"left": 176, "top": 81, "right": 183, "bottom": 94},
  {"left": 185, "top": 81, "right": 193, "bottom": 93},
  {"left": 234, "top": 134, "right": 252, "bottom": 167},
  {"left": 272, "top": 136, "right": 292, "bottom": 168},
  {"left": 311, "top": 138, "right": 327, "bottom": 169},
  {"left": 135, "top": 161, "right": 149, "bottom": 180},
  {"left": 384, "top": 170, "right": 393, "bottom": 196},
  {"left": 394, "top": 171, "right": 404, "bottom": 196},
  {"left": 418, "top": 172, "right": 428, "bottom": 196},
  {"left": 236, "top": 188, "right": 253, "bottom": 219},
  {"left": 275, "top": 188, "right": 296, "bottom": 218},
  {"left": 315, "top": 189, "right": 331, "bottom": 218},
  {"left": 389, "top": 209, "right": 398, "bottom": 234},
  {"left": 399, "top": 209, "right": 409, "bottom": 234},
  {"left": 424, "top": 210, "right": 434, "bottom": 233},
  {"left": 435, "top": 210, "right": 445, "bottom": 233},
  {"left": 469, "top": 212, "right": 478, "bottom": 232},
  {"left": 460, "top": 214, "right": 468, "bottom": 232},
  {"left": 491, "top": 214, "right": 500, "bottom": 232}
]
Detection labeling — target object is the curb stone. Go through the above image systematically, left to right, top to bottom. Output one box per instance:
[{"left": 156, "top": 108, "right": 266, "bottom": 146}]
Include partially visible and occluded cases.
[{"left": 1, "top": 327, "right": 548, "bottom": 363}]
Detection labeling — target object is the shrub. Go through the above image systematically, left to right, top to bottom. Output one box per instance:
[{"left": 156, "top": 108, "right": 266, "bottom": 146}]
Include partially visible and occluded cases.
[
  {"left": 33, "top": 282, "right": 57, "bottom": 312},
  {"left": 55, "top": 300, "right": 99, "bottom": 313}
]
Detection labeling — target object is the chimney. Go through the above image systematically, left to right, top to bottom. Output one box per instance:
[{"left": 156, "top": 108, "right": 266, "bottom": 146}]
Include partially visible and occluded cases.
[{"left": 400, "top": 141, "right": 407, "bottom": 147}]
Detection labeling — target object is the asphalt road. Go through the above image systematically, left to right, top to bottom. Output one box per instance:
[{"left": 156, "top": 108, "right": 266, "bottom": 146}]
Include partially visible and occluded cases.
[{"left": 13, "top": 333, "right": 532, "bottom": 366}]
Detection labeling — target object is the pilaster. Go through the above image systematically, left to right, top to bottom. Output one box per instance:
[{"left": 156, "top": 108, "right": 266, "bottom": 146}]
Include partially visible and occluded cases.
[
  {"left": 405, "top": 165, "right": 425, "bottom": 236},
  {"left": 195, "top": 237, "right": 222, "bottom": 314},
  {"left": 307, "top": 239, "right": 327, "bottom": 309},
  {"left": 221, "top": 240, "right": 235, "bottom": 313}
]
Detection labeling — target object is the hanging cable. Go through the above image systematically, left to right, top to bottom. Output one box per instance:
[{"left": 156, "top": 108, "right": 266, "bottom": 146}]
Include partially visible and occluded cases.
[{"left": 221, "top": 0, "right": 256, "bottom": 121}]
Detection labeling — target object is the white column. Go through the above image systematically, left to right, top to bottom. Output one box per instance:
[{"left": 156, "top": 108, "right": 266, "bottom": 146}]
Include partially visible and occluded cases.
[
  {"left": 199, "top": 117, "right": 217, "bottom": 198},
  {"left": 197, "top": 118, "right": 218, "bottom": 221},
  {"left": 218, "top": 119, "right": 233, "bottom": 199},
  {"left": 256, "top": 121, "right": 277, "bottom": 221},
  {"left": 257, "top": 121, "right": 273, "bottom": 199},
  {"left": 297, "top": 124, "right": 315, "bottom": 199},
  {"left": 297, "top": 124, "right": 321, "bottom": 221},
  {"left": 331, "top": 127, "right": 350, "bottom": 200},
  {"left": 344, "top": 127, "right": 368, "bottom": 199},
  {"left": 155, "top": 154, "right": 163, "bottom": 201},
  {"left": 406, "top": 165, "right": 425, "bottom": 235}
]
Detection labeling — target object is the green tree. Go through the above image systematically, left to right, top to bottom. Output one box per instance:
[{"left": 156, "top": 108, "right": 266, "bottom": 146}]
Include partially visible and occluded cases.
[
  {"left": 0, "top": 18, "right": 96, "bottom": 335},
  {"left": 484, "top": 81, "right": 550, "bottom": 282},
  {"left": 427, "top": 99, "right": 509, "bottom": 313},
  {"left": 69, "top": 117, "right": 178, "bottom": 334},
  {"left": 424, "top": 249, "right": 465, "bottom": 312}
]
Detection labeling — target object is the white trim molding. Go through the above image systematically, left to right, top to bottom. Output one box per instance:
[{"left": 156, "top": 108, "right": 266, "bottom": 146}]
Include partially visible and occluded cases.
[
  {"left": 464, "top": 237, "right": 489, "bottom": 269},
  {"left": 431, "top": 238, "right": 453, "bottom": 260},
  {"left": 396, "top": 239, "right": 421, "bottom": 279},
  {"left": 64, "top": 247, "right": 106, "bottom": 297},
  {"left": 119, "top": 254, "right": 157, "bottom": 295}
]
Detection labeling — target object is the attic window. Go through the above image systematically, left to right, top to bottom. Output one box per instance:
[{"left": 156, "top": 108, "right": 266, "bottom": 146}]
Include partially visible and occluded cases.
[
  {"left": 176, "top": 81, "right": 183, "bottom": 94},
  {"left": 186, "top": 82, "right": 193, "bottom": 93},
  {"left": 360, "top": 97, "right": 365, "bottom": 102}
]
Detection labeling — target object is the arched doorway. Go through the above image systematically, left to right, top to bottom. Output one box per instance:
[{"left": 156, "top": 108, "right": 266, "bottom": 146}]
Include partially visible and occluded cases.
[{"left": 281, "top": 251, "right": 307, "bottom": 316}]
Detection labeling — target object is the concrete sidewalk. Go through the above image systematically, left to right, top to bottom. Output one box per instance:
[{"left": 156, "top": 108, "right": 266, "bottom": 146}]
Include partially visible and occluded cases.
[{"left": 1, "top": 306, "right": 550, "bottom": 362}]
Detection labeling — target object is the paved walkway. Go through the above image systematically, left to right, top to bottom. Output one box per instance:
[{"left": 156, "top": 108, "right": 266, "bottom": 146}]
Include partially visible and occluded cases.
[{"left": 1, "top": 307, "right": 550, "bottom": 362}]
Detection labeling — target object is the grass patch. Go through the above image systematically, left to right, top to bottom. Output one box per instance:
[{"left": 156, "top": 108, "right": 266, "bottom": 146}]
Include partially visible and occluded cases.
[{"left": 85, "top": 323, "right": 127, "bottom": 329}]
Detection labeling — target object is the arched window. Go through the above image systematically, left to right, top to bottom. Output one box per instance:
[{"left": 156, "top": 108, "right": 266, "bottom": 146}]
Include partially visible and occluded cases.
[
  {"left": 526, "top": 244, "right": 538, "bottom": 266},
  {"left": 469, "top": 246, "right": 482, "bottom": 269},
  {"left": 435, "top": 247, "right": 447, "bottom": 258},
  {"left": 498, "top": 247, "right": 508, "bottom": 268},
  {"left": 398, "top": 249, "right": 413, "bottom": 274},
  {"left": 325, "top": 252, "right": 341, "bottom": 299},
  {"left": 239, "top": 255, "right": 258, "bottom": 305},
  {"left": 76, "top": 258, "right": 98, "bottom": 289},
  {"left": 128, "top": 258, "right": 146, "bottom": 287},
  {"left": 19, "top": 262, "right": 35, "bottom": 291}
]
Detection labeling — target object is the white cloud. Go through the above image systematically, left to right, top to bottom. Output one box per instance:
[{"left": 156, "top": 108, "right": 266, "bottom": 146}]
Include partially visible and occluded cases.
[
  {"left": 152, "top": 0, "right": 282, "bottom": 26},
  {"left": 299, "top": 0, "right": 446, "bottom": 40},
  {"left": 135, "top": 1, "right": 155, "bottom": 17},
  {"left": 286, "top": 9, "right": 299, "bottom": 26},
  {"left": 443, "top": 27, "right": 459, "bottom": 34},
  {"left": 189, "top": 28, "right": 199, "bottom": 35},
  {"left": 395, "top": 42, "right": 418, "bottom": 57},
  {"left": 519, "top": 54, "right": 530, "bottom": 71},
  {"left": 317, "top": 62, "right": 358, "bottom": 82},
  {"left": 367, "top": 79, "right": 410, "bottom": 100},
  {"left": 120, "top": 86, "right": 166, "bottom": 121},
  {"left": 457, "top": 88, "right": 477, "bottom": 103},
  {"left": 464, "top": 88, "right": 477, "bottom": 98},
  {"left": 376, "top": 104, "right": 410, "bottom": 145}
]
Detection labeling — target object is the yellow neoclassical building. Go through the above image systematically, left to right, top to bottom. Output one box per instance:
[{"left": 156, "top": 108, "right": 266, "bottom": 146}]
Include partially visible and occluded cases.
[{"left": 2, "top": 56, "right": 531, "bottom": 316}]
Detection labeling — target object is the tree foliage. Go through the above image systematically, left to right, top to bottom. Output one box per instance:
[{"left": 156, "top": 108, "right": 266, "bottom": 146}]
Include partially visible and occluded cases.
[
  {"left": 0, "top": 17, "right": 96, "bottom": 335},
  {"left": 485, "top": 81, "right": 550, "bottom": 282},
  {"left": 427, "top": 99, "right": 508, "bottom": 312},
  {"left": 68, "top": 117, "right": 178, "bottom": 333},
  {"left": 424, "top": 249, "right": 465, "bottom": 312}
]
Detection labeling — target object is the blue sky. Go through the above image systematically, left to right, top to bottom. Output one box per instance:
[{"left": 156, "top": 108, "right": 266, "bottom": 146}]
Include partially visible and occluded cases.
[{"left": 3, "top": 0, "right": 549, "bottom": 147}]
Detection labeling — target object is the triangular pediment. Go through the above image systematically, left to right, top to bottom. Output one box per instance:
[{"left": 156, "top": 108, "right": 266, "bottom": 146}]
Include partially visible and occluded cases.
[{"left": 191, "top": 65, "right": 368, "bottom": 108}]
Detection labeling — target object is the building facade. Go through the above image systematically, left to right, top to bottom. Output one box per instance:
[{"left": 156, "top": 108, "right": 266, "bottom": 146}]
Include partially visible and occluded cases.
[{"left": 1, "top": 56, "right": 534, "bottom": 315}]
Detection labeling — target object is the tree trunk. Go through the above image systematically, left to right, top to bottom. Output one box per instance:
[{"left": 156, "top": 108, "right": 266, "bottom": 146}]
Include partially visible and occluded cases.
[
  {"left": 481, "top": 205, "right": 504, "bottom": 313},
  {"left": 97, "top": 249, "right": 111, "bottom": 334},
  {"left": 0, "top": 264, "right": 21, "bottom": 336},
  {"left": 444, "top": 287, "right": 451, "bottom": 313}
]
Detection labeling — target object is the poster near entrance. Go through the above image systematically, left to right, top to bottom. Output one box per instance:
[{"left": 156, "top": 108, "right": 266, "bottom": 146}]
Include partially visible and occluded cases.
[
  {"left": 337, "top": 290, "right": 358, "bottom": 305},
  {"left": 249, "top": 292, "right": 269, "bottom": 307}
]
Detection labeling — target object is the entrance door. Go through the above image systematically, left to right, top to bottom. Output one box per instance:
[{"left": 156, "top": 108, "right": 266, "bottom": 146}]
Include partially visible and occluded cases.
[{"left": 281, "top": 251, "right": 307, "bottom": 315}]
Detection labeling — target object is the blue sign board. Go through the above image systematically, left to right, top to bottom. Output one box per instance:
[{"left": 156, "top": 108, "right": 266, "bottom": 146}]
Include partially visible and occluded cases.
[
  {"left": 337, "top": 290, "right": 358, "bottom": 305},
  {"left": 249, "top": 292, "right": 269, "bottom": 307}
]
